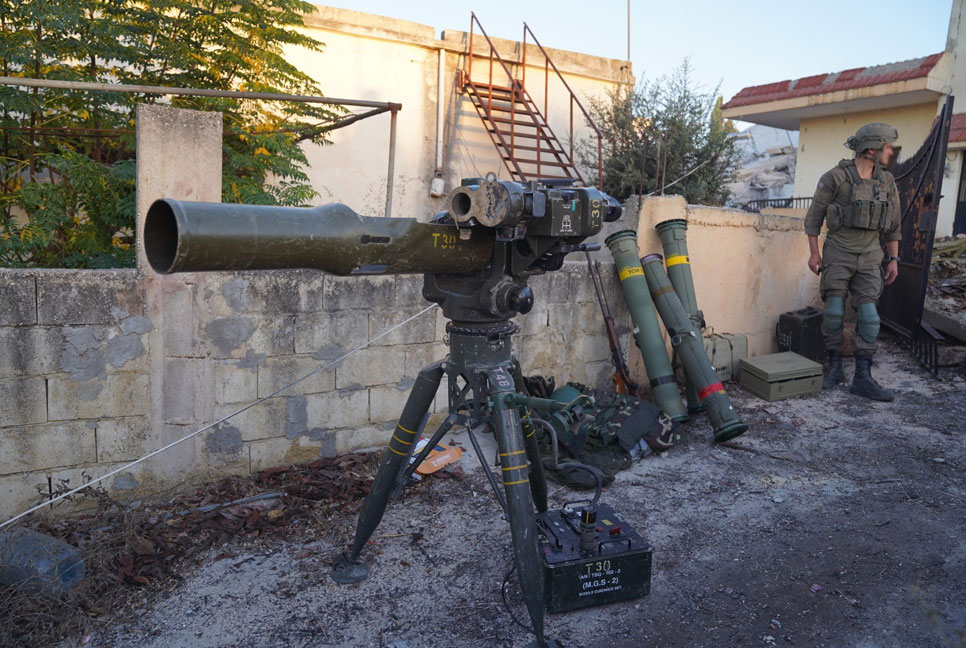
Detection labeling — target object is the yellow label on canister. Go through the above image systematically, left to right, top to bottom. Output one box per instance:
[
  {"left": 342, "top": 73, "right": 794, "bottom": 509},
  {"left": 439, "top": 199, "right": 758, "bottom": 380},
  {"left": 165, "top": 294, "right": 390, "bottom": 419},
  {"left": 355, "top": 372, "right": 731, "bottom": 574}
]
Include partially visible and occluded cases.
[
  {"left": 666, "top": 255, "right": 690, "bottom": 267},
  {"left": 618, "top": 266, "right": 644, "bottom": 281}
]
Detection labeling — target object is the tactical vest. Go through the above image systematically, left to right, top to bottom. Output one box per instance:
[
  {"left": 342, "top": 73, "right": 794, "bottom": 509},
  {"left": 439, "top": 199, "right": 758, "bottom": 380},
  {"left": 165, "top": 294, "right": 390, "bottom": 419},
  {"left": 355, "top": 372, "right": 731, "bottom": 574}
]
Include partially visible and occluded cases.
[{"left": 825, "top": 164, "right": 891, "bottom": 232}]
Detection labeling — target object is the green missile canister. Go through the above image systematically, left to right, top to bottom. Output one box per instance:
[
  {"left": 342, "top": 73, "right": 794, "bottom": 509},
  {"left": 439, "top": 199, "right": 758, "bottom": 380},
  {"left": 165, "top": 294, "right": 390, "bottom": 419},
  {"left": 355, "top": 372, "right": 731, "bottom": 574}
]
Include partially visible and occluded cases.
[
  {"left": 655, "top": 218, "right": 704, "bottom": 413},
  {"left": 605, "top": 230, "right": 688, "bottom": 423},
  {"left": 640, "top": 254, "right": 747, "bottom": 442}
]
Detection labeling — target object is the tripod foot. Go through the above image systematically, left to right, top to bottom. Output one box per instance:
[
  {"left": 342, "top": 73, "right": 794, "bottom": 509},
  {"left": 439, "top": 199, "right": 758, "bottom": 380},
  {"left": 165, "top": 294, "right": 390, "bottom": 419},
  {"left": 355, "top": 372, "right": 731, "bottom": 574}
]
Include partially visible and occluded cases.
[{"left": 330, "top": 553, "right": 370, "bottom": 584}]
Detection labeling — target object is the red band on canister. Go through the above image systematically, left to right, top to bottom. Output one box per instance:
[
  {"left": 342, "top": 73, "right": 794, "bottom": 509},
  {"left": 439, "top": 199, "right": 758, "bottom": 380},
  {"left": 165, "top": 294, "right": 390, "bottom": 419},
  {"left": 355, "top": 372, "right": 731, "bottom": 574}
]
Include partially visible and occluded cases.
[{"left": 698, "top": 382, "right": 725, "bottom": 401}]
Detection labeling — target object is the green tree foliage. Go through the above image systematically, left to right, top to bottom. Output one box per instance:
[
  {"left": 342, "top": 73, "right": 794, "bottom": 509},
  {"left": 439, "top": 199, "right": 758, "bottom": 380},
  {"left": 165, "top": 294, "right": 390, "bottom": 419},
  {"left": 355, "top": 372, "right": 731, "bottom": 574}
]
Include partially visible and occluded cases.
[
  {"left": 0, "top": 0, "right": 340, "bottom": 267},
  {"left": 583, "top": 60, "right": 739, "bottom": 205}
]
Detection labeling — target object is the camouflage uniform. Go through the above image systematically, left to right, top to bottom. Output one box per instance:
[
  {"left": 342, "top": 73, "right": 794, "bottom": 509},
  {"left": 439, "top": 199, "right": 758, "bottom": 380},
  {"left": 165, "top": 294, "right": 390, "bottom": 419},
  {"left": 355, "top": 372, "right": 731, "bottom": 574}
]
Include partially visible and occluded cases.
[{"left": 804, "top": 158, "right": 902, "bottom": 356}]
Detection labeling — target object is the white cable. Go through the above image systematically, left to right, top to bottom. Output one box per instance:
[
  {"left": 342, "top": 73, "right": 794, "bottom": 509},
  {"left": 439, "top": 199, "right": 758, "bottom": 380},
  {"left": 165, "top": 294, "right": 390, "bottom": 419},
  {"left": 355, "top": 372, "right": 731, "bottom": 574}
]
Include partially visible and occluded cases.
[
  {"left": 646, "top": 158, "right": 712, "bottom": 196},
  {"left": 0, "top": 303, "right": 439, "bottom": 531}
]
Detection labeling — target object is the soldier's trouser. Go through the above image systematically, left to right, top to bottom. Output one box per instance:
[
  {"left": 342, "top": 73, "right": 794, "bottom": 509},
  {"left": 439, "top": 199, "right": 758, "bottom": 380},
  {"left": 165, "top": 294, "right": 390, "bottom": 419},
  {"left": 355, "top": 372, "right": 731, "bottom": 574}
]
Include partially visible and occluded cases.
[{"left": 820, "top": 245, "right": 884, "bottom": 356}]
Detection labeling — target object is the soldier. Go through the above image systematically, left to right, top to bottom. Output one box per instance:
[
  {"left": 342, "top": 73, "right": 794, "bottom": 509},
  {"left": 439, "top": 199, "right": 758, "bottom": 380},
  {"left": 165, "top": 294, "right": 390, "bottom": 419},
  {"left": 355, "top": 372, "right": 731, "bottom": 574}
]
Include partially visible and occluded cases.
[{"left": 804, "top": 123, "right": 901, "bottom": 402}]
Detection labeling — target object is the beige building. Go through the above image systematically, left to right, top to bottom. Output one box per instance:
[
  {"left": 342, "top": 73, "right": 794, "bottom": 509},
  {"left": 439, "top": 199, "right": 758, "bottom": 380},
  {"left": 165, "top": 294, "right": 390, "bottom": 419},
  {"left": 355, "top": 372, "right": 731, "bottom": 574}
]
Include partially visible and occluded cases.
[
  {"left": 721, "top": 0, "right": 966, "bottom": 238},
  {"left": 285, "top": 5, "right": 628, "bottom": 221}
]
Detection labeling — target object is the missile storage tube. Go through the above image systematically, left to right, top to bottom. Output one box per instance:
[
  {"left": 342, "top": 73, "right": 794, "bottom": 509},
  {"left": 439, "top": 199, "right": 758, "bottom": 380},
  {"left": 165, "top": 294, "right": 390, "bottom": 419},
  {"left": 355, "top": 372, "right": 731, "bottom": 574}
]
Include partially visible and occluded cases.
[
  {"left": 654, "top": 218, "right": 704, "bottom": 413},
  {"left": 605, "top": 230, "right": 688, "bottom": 423},
  {"left": 641, "top": 254, "right": 747, "bottom": 442}
]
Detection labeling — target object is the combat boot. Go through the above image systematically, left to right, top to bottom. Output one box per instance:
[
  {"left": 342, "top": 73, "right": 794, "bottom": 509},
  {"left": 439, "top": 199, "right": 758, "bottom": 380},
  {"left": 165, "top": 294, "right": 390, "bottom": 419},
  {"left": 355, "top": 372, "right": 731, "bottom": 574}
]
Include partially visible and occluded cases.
[
  {"left": 822, "top": 349, "right": 845, "bottom": 389},
  {"left": 850, "top": 354, "right": 895, "bottom": 402}
]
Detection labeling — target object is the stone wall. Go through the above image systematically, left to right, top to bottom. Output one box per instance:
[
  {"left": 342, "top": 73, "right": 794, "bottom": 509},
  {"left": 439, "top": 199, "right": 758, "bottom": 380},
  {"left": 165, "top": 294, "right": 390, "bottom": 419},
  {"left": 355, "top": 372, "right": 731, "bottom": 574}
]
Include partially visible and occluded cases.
[{"left": 0, "top": 263, "right": 629, "bottom": 520}]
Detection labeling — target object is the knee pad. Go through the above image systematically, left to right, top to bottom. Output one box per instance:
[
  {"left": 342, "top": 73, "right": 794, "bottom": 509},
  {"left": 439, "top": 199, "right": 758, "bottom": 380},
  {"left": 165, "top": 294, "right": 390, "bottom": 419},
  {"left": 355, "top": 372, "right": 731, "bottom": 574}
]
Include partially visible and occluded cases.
[
  {"left": 822, "top": 295, "right": 845, "bottom": 335},
  {"left": 856, "top": 302, "right": 881, "bottom": 343}
]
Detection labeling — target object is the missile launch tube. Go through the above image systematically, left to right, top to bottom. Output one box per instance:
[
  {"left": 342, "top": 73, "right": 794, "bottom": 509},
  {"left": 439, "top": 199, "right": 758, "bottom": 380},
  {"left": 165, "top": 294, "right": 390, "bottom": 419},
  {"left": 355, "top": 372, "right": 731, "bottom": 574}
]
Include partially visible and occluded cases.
[
  {"left": 143, "top": 198, "right": 494, "bottom": 276},
  {"left": 655, "top": 218, "right": 704, "bottom": 413},
  {"left": 605, "top": 230, "right": 688, "bottom": 423},
  {"left": 641, "top": 254, "right": 747, "bottom": 442}
]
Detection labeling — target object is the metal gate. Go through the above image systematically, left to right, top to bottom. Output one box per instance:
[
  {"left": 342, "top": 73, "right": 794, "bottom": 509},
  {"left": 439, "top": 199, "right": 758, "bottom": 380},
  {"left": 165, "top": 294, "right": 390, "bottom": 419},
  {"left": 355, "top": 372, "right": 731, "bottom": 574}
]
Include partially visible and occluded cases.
[{"left": 879, "top": 95, "right": 954, "bottom": 374}]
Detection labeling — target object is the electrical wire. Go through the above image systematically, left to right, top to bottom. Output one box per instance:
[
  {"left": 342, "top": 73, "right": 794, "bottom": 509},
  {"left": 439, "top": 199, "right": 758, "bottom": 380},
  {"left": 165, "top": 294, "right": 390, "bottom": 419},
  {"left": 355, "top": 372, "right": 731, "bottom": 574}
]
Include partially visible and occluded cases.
[{"left": 0, "top": 303, "right": 439, "bottom": 531}]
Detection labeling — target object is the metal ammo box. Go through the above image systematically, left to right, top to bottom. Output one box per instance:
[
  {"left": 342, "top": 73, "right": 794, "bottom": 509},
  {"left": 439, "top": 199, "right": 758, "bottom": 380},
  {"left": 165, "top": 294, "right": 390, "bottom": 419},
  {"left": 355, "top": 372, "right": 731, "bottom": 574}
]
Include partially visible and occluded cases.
[
  {"left": 776, "top": 307, "right": 824, "bottom": 364},
  {"left": 739, "top": 351, "right": 823, "bottom": 402},
  {"left": 536, "top": 502, "right": 652, "bottom": 613}
]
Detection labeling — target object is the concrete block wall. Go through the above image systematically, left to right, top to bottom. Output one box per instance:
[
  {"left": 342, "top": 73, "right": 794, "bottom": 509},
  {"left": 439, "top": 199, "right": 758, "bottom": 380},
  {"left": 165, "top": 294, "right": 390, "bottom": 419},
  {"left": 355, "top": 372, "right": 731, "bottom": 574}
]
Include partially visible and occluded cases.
[
  {"left": 0, "top": 263, "right": 630, "bottom": 520},
  {"left": 0, "top": 269, "right": 151, "bottom": 516}
]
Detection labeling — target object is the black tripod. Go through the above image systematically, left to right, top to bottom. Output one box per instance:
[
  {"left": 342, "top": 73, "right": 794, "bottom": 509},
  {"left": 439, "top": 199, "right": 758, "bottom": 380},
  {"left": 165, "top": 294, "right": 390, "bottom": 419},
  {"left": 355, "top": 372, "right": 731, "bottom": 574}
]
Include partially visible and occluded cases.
[{"left": 331, "top": 280, "right": 563, "bottom": 648}]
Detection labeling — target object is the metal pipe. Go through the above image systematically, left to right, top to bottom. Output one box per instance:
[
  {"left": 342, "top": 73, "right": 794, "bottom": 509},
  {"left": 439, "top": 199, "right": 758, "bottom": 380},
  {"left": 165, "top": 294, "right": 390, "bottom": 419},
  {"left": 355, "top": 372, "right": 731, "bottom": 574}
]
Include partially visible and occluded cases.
[
  {"left": 435, "top": 49, "right": 445, "bottom": 172},
  {"left": 0, "top": 76, "right": 401, "bottom": 111},
  {"left": 385, "top": 109, "right": 398, "bottom": 218}
]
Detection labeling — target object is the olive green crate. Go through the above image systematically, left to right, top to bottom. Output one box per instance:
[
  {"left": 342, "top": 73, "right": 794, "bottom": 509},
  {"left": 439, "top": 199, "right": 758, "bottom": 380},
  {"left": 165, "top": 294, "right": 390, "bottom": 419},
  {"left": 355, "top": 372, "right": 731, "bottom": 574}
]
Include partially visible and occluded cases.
[{"left": 738, "top": 352, "right": 823, "bottom": 402}]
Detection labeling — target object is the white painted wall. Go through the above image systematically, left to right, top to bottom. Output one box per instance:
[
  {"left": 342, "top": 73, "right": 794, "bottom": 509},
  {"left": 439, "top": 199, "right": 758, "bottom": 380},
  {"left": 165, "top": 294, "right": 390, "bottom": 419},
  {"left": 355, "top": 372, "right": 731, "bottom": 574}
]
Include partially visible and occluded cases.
[
  {"left": 281, "top": 5, "right": 626, "bottom": 221},
  {"left": 793, "top": 103, "right": 937, "bottom": 198}
]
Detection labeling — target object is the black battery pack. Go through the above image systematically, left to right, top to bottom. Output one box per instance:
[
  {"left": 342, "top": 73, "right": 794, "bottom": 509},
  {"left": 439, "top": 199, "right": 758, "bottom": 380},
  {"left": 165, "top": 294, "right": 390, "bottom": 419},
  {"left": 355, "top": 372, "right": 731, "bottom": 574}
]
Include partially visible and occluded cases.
[
  {"left": 776, "top": 306, "right": 825, "bottom": 364},
  {"left": 535, "top": 502, "right": 652, "bottom": 613}
]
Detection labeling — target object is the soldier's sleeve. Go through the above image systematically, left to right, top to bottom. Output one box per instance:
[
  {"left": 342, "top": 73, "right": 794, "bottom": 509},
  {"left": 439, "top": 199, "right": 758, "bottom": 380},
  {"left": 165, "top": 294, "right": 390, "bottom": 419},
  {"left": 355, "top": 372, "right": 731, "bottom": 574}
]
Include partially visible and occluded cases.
[
  {"left": 803, "top": 169, "right": 838, "bottom": 236},
  {"left": 883, "top": 177, "right": 902, "bottom": 242}
]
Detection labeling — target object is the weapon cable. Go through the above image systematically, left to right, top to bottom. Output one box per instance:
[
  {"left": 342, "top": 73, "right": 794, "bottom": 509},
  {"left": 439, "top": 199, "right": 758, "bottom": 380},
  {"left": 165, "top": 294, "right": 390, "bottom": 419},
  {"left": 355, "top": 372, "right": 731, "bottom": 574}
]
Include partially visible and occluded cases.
[{"left": 0, "top": 303, "right": 440, "bottom": 532}]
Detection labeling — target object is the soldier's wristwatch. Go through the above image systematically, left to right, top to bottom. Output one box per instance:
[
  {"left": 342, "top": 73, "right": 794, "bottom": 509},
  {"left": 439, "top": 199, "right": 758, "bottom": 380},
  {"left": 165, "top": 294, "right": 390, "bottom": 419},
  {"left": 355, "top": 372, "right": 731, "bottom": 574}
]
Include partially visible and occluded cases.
[{"left": 887, "top": 256, "right": 899, "bottom": 262}]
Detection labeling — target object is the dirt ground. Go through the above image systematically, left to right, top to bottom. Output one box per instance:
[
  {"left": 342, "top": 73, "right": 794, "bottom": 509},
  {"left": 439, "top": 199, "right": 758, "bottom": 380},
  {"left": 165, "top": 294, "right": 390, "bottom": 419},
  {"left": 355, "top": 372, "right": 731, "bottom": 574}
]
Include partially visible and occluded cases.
[{"left": 72, "top": 338, "right": 965, "bottom": 648}]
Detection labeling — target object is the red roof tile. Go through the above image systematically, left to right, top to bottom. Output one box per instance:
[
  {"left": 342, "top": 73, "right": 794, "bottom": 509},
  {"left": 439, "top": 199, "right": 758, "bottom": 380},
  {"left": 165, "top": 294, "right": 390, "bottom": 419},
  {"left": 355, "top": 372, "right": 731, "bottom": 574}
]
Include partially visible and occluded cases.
[
  {"left": 722, "top": 53, "right": 943, "bottom": 110},
  {"left": 949, "top": 113, "right": 966, "bottom": 143}
]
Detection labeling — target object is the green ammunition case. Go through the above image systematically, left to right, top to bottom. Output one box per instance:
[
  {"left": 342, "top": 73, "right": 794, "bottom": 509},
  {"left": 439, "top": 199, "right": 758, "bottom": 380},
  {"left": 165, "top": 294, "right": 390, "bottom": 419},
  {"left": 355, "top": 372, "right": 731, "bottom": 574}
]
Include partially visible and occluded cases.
[{"left": 739, "top": 352, "right": 823, "bottom": 402}]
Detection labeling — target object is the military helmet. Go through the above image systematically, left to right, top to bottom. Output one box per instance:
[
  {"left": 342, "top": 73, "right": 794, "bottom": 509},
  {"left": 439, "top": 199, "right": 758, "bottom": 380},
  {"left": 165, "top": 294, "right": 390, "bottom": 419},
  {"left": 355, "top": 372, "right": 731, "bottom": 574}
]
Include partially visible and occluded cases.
[{"left": 845, "top": 123, "right": 898, "bottom": 152}]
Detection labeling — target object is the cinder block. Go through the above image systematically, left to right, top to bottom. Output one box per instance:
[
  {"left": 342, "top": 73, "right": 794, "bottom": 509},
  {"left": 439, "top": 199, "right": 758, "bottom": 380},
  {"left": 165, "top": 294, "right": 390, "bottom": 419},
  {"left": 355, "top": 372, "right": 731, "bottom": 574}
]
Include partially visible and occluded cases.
[
  {"left": 568, "top": 263, "right": 602, "bottom": 304},
  {"left": 37, "top": 270, "right": 141, "bottom": 325},
  {"left": 248, "top": 271, "right": 303, "bottom": 314},
  {"left": 528, "top": 271, "right": 571, "bottom": 304},
  {"left": 0, "top": 273, "right": 37, "bottom": 325},
  {"left": 296, "top": 273, "right": 327, "bottom": 312},
  {"left": 325, "top": 275, "right": 394, "bottom": 311},
  {"left": 393, "top": 275, "right": 424, "bottom": 308},
  {"left": 162, "top": 280, "right": 206, "bottom": 357},
  {"left": 517, "top": 304, "right": 550, "bottom": 338},
  {"left": 369, "top": 307, "right": 437, "bottom": 346},
  {"left": 294, "top": 310, "right": 369, "bottom": 355},
  {"left": 248, "top": 315, "right": 295, "bottom": 356},
  {"left": 203, "top": 316, "right": 256, "bottom": 358},
  {"left": 0, "top": 327, "right": 61, "bottom": 377},
  {"left": 575, "top": 334, "right": 612, "bottom": 363},
  {"left": 403, "top": 342, "right": 447, "bottom": 376},
  {"left": 336, "top": 346, "right": 406, "bottom": 388},
  {"left": 257, "top": 355, "right": 335, "bottom": 398},
  {"left": 161, "top": 358, "right": 210, "bottom": 424},
  {"left": 212, "top": 360, "right": 258, "bottom": 405},
  {"left": 48, "top": 373, "right": 149, "bottom": 421},
  {"left": 0, "top": 377, "right": 47, "bottom": 426},
  {"left": 369, "top": 384, "right": 412, "bottom": 424},
  {"left": 306, "top": 389, "right": 369, "bottom": 430},
  {"left": 213, "top": 396, "right": 288, "bottom": 441},
  {"left": 95, "top": 417, "right": 152, "bottom": 463},
  {"left": 0, "top": 421, "right": 97, "bottom": 475},
  {"left": 334, "top": 425, "right": 393, "bottom": 454},
  {"left": 248, "top": 434, "right": 334, "bottom": 472},
  {"left": 47, "top": 461, "right": 152, "bottom": 501},
  {"left": 0, "top": 471, "right": 50, "bottom": 519}
]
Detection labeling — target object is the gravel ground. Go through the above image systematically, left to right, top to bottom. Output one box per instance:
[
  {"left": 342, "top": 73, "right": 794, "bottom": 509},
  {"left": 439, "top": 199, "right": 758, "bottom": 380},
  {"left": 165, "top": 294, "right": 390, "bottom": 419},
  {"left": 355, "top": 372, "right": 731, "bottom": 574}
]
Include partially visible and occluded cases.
[{"left": 75, "top": 339, "right": 966, "bottom": 648}]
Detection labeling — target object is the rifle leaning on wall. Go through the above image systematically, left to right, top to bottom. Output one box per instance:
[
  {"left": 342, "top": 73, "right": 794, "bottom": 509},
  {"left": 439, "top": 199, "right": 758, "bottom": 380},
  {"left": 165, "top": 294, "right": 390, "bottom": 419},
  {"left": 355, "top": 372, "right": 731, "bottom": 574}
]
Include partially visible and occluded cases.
[{"left": 585, "top": 250, "right": 641, "bottom": 398}]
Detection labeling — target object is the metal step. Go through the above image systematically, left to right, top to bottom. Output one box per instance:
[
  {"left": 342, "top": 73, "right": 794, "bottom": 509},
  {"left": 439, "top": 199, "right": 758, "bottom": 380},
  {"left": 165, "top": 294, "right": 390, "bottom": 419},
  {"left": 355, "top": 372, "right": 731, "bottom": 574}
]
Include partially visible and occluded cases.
[{"left": 502, "top": 157, "right": 573, "bottom": 168}]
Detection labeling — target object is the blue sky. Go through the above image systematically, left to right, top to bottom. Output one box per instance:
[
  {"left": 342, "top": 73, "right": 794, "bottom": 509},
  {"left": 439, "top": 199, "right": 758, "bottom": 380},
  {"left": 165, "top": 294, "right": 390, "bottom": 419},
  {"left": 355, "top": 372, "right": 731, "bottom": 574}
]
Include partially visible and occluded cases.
[{"left": 318, "top": 0, "right": 952, "bottom": 108}]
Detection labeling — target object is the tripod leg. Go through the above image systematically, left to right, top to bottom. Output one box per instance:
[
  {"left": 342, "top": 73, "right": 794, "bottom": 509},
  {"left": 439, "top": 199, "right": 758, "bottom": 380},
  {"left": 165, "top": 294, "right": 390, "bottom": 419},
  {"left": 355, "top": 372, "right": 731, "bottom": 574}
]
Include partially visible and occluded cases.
[
  {"left": 331, "top": 361, "right": 444, "bottom": 584},
  {"left": 510, "top": 364, "right": 548, "bottom": 513},
  {"left": 487, "top": 367, "right": 548, "bottom": 647},
  {"left": 521, "top": 410, "right": 548, "bottom": 513},
  {"left": 399, "top": 413, "right": 458, "bottom": 483}
]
